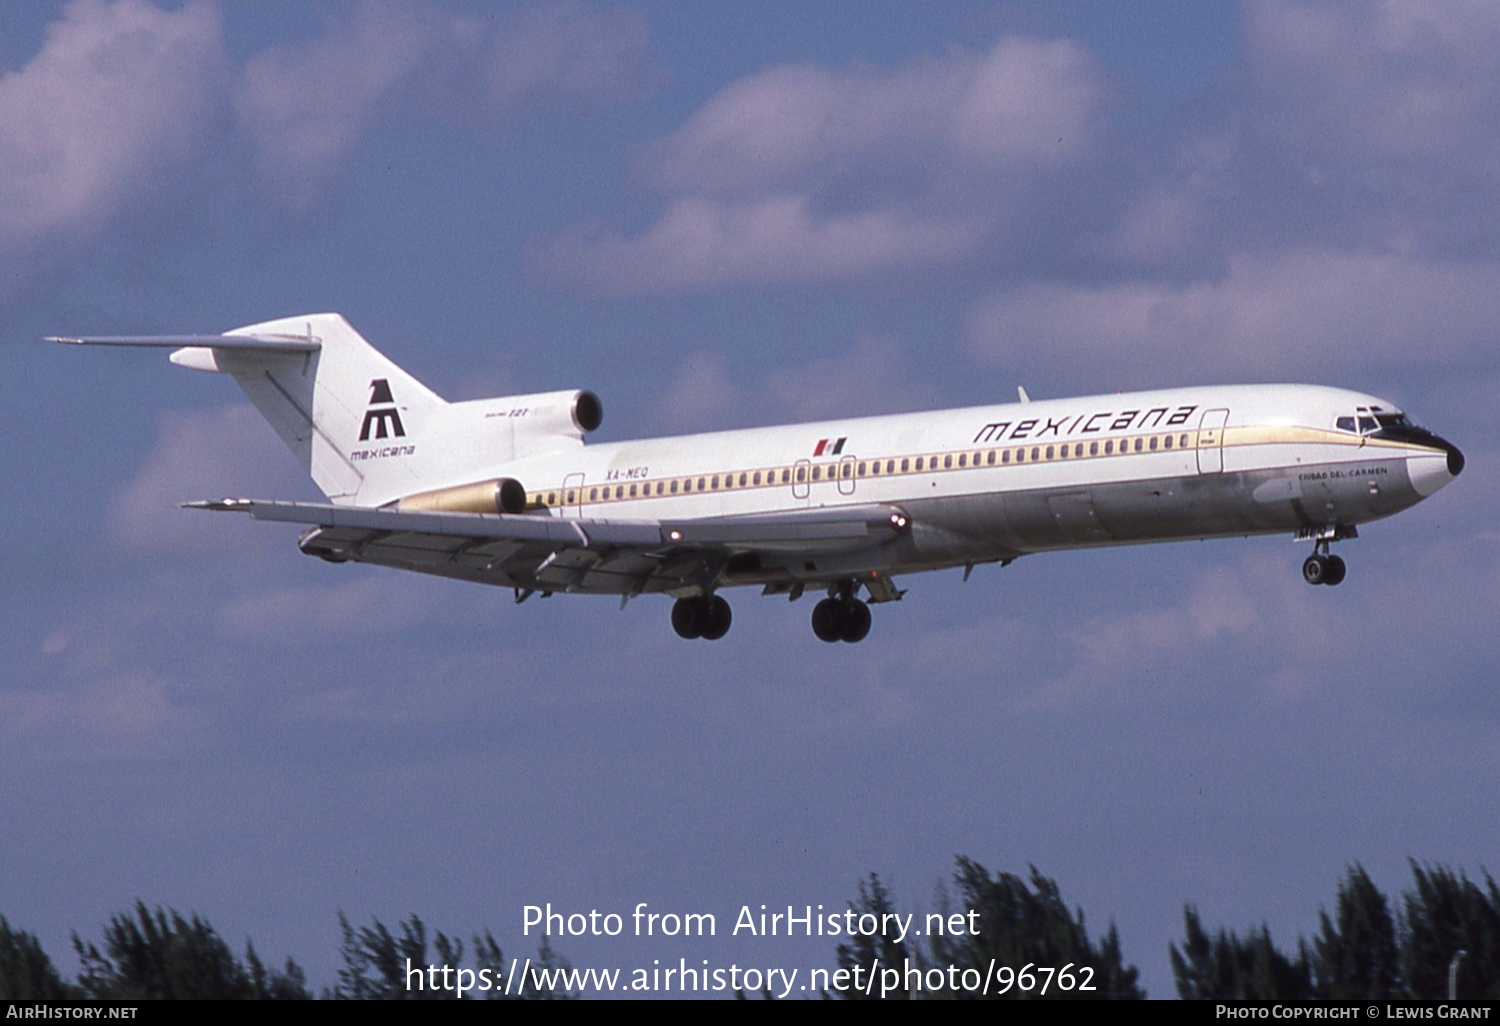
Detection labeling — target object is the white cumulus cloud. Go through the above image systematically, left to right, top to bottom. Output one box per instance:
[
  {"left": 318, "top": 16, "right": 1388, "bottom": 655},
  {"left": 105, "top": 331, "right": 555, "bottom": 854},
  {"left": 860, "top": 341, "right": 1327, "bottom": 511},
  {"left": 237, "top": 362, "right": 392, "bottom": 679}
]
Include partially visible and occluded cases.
[{"left": 0, "top": 0, "right": 224, "bottom": 254}]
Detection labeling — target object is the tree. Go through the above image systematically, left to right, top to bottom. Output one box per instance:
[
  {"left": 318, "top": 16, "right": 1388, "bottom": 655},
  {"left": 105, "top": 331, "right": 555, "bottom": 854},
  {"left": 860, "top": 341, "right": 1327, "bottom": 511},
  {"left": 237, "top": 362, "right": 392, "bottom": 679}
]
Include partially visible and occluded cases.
[
  {"left": 834, "top": 858, "right": 1144, "bottom": 999},
  {"left": 933, "top": 859, "right": 1144, "bottom": 1000},
  {"left": 1401, "top": 862, "right": 1500, "bottom": 999},
  {"left": 1310, "top": 864, "right": 1400, "bottom": 998},
  {"left": 835, "top": 874, "right": 912, "bottom": 1000},
  {"left": 72, "top": 902, "right": 308, "bottom": 1000},
  {"left": 1170, "top": 906, "right": 1312, "bottom": 999},
  {"left": 329, "top": 913, "right": 572, "bottom": 1000},
  {"left": 0, "top": 916, "right": 75, "bottom": 1000}
]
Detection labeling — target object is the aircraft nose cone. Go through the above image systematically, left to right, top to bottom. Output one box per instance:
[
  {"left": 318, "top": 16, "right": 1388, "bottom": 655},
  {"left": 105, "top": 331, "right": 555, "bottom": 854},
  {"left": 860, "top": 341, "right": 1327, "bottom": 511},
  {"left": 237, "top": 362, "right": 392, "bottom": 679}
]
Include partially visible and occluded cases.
[{"left": 1441, "top": 437, "right": 1465, "bottom": 477}]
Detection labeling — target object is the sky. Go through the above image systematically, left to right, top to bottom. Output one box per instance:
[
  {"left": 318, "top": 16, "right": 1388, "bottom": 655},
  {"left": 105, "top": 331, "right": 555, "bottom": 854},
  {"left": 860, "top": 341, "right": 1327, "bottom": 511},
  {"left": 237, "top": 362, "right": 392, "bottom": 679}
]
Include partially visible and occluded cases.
[{"left": 2, "top": 0, "right": 1497, "bottom": 999}]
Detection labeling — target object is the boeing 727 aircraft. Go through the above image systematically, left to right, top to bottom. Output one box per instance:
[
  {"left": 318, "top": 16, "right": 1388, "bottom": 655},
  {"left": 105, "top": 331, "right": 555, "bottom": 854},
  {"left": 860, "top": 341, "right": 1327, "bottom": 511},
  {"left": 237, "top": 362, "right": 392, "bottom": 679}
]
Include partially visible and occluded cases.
[{"left": 53, "top": 313, "right": 1464, "bottom": 642}]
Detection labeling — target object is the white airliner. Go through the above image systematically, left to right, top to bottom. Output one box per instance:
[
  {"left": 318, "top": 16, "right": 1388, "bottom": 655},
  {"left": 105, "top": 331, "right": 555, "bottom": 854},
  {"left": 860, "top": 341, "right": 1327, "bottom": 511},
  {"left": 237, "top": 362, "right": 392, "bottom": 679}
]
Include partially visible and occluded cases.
[{"left": 54, "top": 313, "right": 1464, "bottom": 642}]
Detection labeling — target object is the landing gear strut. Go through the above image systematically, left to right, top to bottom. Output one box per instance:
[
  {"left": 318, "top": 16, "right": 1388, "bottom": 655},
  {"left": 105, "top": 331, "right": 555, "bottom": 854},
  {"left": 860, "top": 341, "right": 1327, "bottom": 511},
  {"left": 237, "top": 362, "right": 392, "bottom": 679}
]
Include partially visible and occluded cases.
[
  {"left": 1302, "top": 541, "right": 1347, "bottom": 586},
  {"left": 811, "top": 582, "right": 872, "bottom": 643},
  {"left": 671, "top": 595, "right": 732, "bottom": 640}
]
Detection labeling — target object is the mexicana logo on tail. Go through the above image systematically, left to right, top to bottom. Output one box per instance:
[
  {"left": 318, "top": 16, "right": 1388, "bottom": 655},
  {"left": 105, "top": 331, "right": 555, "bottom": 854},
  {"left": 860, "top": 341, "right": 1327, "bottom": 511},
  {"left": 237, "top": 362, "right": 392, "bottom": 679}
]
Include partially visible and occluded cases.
[{"left": 360, "top": 378, "right": 406, "bottom": 440}]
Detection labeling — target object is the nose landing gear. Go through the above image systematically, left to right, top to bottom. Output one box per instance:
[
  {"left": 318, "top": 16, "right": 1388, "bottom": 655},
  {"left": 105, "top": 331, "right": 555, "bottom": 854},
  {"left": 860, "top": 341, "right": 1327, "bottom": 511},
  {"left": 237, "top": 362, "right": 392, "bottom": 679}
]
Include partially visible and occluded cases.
[{"left": 1302, "top": 544, "right": 1347, "bottom": 586}]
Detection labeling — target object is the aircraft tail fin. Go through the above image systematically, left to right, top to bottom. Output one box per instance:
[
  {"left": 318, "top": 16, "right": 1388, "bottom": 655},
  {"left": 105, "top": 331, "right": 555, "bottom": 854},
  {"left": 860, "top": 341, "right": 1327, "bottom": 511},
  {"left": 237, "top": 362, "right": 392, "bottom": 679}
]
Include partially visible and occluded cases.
[
  {"left": 56, "top": 313, "right": 601, "bottom": 508},
  {"left": 190, "top": 313, "right": 447, "bottom": 506},
  {"left": 55, "top": 314, "right": 447, "bottom": 505}
]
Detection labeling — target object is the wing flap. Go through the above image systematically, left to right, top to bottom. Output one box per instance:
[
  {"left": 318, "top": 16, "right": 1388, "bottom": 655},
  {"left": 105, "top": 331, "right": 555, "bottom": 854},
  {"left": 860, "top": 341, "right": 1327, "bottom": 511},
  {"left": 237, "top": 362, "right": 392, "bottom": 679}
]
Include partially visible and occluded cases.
[
  {"left": 192, "top": 498, "right": 908, "bottom": 552},
  {"left": 193, "top": 498, "right": 911, "bottom": 594}
]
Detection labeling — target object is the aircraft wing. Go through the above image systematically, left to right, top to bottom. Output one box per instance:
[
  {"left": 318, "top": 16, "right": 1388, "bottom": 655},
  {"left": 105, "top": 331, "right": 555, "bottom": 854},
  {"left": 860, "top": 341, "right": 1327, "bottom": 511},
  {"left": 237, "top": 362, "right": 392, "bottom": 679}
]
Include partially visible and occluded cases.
[{"left": 188, "top": 498, "right": 911, "bottom": 597}]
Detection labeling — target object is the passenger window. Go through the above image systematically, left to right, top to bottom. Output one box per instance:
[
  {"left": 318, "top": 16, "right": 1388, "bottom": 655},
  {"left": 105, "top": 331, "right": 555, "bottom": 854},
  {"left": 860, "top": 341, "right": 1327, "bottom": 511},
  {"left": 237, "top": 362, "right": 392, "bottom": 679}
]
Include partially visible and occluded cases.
[
  {"left": 1181, "top": 434, "right": 1189, "bottom": 448},
  {"left": 1164, "top": 435, "right": 1173, "bottom": 449},
  {"left": 1149, "top": 437, "right": 1158, "bottom": 451},
  {"left": 1134, "top": 438, "right": 1143, "bottom": 452},
  {"left": 1104, "top": 440, "right": 1113, "bottom": 455},
  {"left": 1089, "top": 442, "right": 1098, "bottom": 456},
  {"left": 1031, "top": 447, "right": 1039, "bottom": 461},
  {"left": 1016, "top": 448, "right": 1025, "bottom": 463},
  {"left": 1002, "top": 449, "right": 1010, "bottom": 464},
  {"left": 987, "top": 451, "right": 996, "bottom": 465},
  {"left": 957, "top": 454, "right": 965, "bottom": 468},
  {"left": 944, "top": 455, "right": 953, "bottom": 469},
  {"left": 858, "top": 462, "right": 866, "bottom": 476},
  {"left": 843, "top": 463, "right": 852, "bottom": 478},
  {"left": 812, "top": 466, "right": 821, "bottom": 481},
  {"left": 782, "top": 469, "right": 791, "bottom": 483},
  {"left": 753, "top": 471, "right": 761, "bottom": 486},
  {"left": 697, "top": 477, "right": 706, "bottom": 490},
  {"left": 670, "top": 481, "right": 678, "bottom": 494},
  {"left": 629, "top": 484, "right": 638, "bottom": 497},
  {"left": 589, "top": 487, "right": 598, "bottom": 500},
  {"left": 548, "top": 492, "right": 557, "bottom": 505}
]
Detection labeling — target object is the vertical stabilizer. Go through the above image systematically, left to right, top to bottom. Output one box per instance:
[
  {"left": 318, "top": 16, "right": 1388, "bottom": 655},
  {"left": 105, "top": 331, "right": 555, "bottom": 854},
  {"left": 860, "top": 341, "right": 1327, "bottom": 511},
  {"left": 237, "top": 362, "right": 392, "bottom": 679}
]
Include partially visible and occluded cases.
[{"left": 204, "top": 314, "right": 447, "bottom": 506}]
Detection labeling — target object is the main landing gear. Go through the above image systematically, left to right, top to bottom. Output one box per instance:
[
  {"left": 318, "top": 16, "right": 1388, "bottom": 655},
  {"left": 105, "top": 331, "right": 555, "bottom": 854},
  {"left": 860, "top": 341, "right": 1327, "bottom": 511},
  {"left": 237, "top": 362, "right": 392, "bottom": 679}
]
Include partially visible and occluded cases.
[
  {"left": 1302, "top": 543, "right": 1347, "bottom": 587},
  {"left": 811, "top": 583, "right": 872, "bottom": 644},
  {"left": 672, "top": 594, "right": 732, "bottom": 640}
]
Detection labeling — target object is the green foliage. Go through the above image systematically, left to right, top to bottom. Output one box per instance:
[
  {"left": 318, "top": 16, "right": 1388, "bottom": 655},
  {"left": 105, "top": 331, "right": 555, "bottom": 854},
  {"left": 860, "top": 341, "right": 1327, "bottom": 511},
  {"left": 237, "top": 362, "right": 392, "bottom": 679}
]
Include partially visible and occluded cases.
[
  {"left": 835, "top": 858, "right": 1144, "bottom": 1000},
  {"left": 933, "top": 858, "right": 1144, "bottom": 1000},
  {"left": 1175, "top": 862, "right": 1500, "bottom": 1000},
  {"left": 1401, "top": 862, "right": 1500, "bottom": 999},
  {"left": 1311, "top": 863, "right": 1399, "bottom": 998},
  {"left": 835, "top": 874, "right": 912, "bottom": 1000},
  {"left": 71, "top": 902, "right": 309, "bottom": 1000},
  {"left": 1170, "top": 906, "right": 1312, "bottom": 1000},
  {"left": 329, "top": 912, "right": 572, "bottom": 1000},
  {"left": 0, "top": 916, "right": 75, "bottom": 1000}
]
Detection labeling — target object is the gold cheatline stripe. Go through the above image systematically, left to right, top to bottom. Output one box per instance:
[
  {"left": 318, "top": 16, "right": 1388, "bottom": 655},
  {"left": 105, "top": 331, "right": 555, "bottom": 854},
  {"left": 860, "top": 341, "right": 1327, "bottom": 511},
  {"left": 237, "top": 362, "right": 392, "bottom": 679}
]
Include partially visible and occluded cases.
[{"left": 525, "top": 425, "right": 1392, "bottom": 509}]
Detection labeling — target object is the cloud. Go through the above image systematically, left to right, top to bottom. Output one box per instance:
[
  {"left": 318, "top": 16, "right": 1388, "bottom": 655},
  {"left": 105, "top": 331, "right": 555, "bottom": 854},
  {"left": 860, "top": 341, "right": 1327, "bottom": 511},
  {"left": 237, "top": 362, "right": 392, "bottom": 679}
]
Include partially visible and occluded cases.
[
  {"left": 0, "top": 0, "right": 224, "bottom": 254},
  {"left": 232, "top": 0, "right": 446, "bottom": 203},
  {"left": 234, "top": 0, "right": 655, "bottom": 204},
  {"left": 530, "top": 33, "right": 1105, "bottom": 293},
  {"left": 538, "top": 196, "right": 985, "bottom": 296},
  {"left": 966, "top": 249, "right": 1500, "bottom": 385},
  {"left": 647, "top": 332, "right": 943, "bottom": 434},
  {"left": 110, "top": 404, "right": 311, "bottom": 556},
  {"left": 217, "top": 575, "right": 437, "bottom": 639},
  {"left": 0, "top": 670, "right": 204, "bottom": 765}
]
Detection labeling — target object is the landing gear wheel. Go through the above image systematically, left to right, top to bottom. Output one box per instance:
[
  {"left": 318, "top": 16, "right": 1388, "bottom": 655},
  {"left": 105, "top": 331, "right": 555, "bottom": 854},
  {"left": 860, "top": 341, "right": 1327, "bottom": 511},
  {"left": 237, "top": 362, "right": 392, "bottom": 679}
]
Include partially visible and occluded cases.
[
  {"left": 1302, "top": 554, "right": 1329, "bottom": 585},
  {"left": 1322, "top": 554, "right": 1346, "bottom": 586},
  {"left": 701, "top": 595, "right": 732, "bottom": 640},
  {"left": 673, "top": 596, "right": 733, "bottom": 640},
  {"left": 671, "top": 597, "right": 705, "bottom": 639},
  {"left": 811, "top": 598, "right": 846, "bottom": 642},
  {"left": 841, "top": 599, "right": 871, "bottom": 643}
]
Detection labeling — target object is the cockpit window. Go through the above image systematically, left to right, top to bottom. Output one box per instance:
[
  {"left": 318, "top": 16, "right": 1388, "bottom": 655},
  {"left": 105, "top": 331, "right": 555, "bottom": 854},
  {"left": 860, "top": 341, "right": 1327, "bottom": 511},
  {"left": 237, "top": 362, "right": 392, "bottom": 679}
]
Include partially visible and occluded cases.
[
  {"left": 1375, "top": 413, "right": 1412, "bottom": 430},
  {"left": 1358, "top": 415, "right": 1378, "bottom": 433},
  {"left": 1336, "top": 416, "right": 1356, "bottom": 432}
]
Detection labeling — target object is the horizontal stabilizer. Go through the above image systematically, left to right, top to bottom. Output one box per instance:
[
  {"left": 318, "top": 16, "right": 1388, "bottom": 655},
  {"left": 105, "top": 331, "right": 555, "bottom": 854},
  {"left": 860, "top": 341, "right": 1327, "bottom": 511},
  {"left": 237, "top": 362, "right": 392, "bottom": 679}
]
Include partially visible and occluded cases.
[{"left": 47, "top": 334, "right": 321, "bottom": 352}]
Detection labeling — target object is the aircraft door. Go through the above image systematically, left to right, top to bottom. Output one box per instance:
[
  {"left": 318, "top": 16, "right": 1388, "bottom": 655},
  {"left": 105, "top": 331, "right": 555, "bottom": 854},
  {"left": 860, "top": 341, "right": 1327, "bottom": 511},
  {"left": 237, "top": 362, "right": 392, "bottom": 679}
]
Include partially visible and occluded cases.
[
  {"left": 1197, "top": 409, "right": 1229, "bottom": 473},
  {"left": 838, "top": 455, "right": 857, "bottom": 496},
  {"left": 792, "top": 459, "right": 811, "bottom": 503},
  {"left": 562, "top": 472, "right": 585, "bottom": 518}
]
